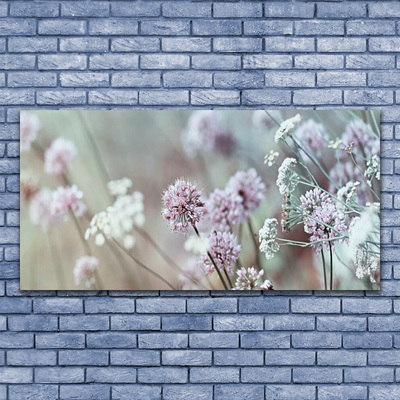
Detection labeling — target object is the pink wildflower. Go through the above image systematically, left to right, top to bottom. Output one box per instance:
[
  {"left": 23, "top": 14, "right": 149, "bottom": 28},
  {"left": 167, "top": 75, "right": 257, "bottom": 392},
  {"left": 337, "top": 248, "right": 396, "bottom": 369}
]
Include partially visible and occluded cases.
[
  {"left": 20, "top": 111, "right": 41, "bottom": 151},
  {"left": 294, "top": 119, "right": 328, "bottom": 156},
  {"left": 45, "top": 137, "right": 77, "bottom": 175},
  {"left": 226, "top": 168, "right": 266, "bottom": 219},
  {"left": 162, "top": 178, "right": 204, "bottom": 235},
  {"left": 51, "top": 185, "right": 86, "bottom": 219},
  {"left": 29, "top": 188, "right": 54, "bottom": 231},
  {"left": 205, "top": 188, "right": 244, "bottom": 231},
  {"left": 300, "top": 188, "right": 347, "bottom": 253},
  {"left": 201, "top": 231, "right": 241, "bottom": 276},
  {"left": 74, "top": 256, "right": 99, "bottom": 288},
  {"left": 233, "top": 266, "right": 274, "bottom": 290}
]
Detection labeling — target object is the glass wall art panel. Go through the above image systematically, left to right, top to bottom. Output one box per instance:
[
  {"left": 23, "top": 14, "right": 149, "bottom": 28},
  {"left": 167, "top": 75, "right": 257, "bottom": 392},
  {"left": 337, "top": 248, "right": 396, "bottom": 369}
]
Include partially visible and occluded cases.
[{"left": 20, "top": 110, "right": 380, "bottom": 290}]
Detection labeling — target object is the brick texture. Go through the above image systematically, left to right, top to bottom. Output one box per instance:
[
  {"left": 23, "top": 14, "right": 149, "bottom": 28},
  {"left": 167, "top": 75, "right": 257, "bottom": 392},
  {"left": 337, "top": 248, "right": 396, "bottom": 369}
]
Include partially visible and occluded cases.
[{"left": 0, "top": 1, "right": 398, "bottom": 398}]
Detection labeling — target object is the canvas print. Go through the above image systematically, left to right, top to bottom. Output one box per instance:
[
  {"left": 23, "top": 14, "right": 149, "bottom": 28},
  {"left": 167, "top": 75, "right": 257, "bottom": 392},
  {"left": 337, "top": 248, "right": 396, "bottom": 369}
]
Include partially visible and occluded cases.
[{"left": 20, "top": 110, "right": 380, "bottom": 291}]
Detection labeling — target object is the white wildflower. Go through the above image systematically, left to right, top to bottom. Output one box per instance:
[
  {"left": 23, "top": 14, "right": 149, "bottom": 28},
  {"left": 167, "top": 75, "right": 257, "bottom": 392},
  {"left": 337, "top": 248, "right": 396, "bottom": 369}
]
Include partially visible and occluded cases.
[
  {"left": 275, "top": 114, "right": 302, "bottom": 143},
  {"left": 328, "top": 138, "right": 342, "bottom": 150},
  {"left": 264, "top": 150, "right": 279, "bottom": 167},
  {"left": 365, "top": 155, "right": 380, "bottom": 185},
  {"left": 277, "top": 158, "right": 299, "bottom": 195},
  {"left": 108, "top": 178, "right": 132, "bottom": 197},
  {"left": 336, "top": 181, "right": 360, "bottom": 211},
  {"left": 259, "top": 218, "right": 280, "bottom": 260},
  {"left": 354, "top": 246, "right": 379, "bottom": 283},
  {"left": 74, "top": 256, "right": 99, "bottom": 288}
]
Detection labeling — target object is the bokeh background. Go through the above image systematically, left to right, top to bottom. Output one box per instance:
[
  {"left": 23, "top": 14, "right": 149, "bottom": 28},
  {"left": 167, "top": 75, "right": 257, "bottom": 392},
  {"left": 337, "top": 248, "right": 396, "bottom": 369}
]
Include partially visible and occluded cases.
[{"left": 20, "top": 110, "right": 380, "bottom": 290}]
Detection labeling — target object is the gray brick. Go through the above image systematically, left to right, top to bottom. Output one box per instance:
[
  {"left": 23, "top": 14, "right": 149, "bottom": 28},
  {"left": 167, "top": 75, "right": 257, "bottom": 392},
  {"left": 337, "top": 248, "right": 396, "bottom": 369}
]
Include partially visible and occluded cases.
[
  {"left": 10, "top": 2, "right": 59, "bottom": 17},
  {"left": 62, "top": 2, "right": 110, "bottom": 17},
  {"left": 111, "top": 2, "right": 160, "bottom": 17},
  {"left": 163, "top": 2, "right": 210, "bottom": 18},
  {"left": 265, "top": 2, "right": 314, "bottom": 18},
  {"left": 369, "top": 2, "right": 400, "bottom": 18},
  {"left": 214, "top": 3, "right": 262, "bottom": 18},
  {"left": 318, "top": 3, "right": 366, "bottom": 18},
  {"left": 0, "top": 19, "right": 36, "bottom": 36},
  {"left": 39, "top": 19, "right": 86, "bottom": 35},
  {"left": 89, "top": 19, "right": 138, "bottom": 35},
  {"left": 141, "top": 20, "right": 189, "bottom": 36},
  {"left": 193, "top": 20, "right": 241, "bottom": 36},
  {"left": 244, "top": 20, "right": 292, "bottom": 36},
  {"left": 295, "top": 20, "right": 344, "bottom": 36},
  {"left": 347, "top": 20, "right": 395, "bottom": 36},
  {"left": 9, "top": 37, "right": 57, "bottom": 53},
  {"left": 60, "top": 38, "right": 108, "bottom": 52},
  {"left": 111, "top": 38, "right": 160, "bottom": 52},
  {"left": 162, "top": 38, "right": 210, "bottom": 53},
  {"left": 214, "top": 38, "right": 262, "bottom": 53},
  {"left": 318, "top": 38, "right": 366, "bottom": 53},
  {"left": 370, "top": 38, "right": 400, "bottom": 53},
  {"left": 38, "top": 54, "right": 87, "bottom": 70},
  {"left": 90, "top": 54, "right": 138, "bottom": 70},
  {"left": 141, "top": 54, "right": 189, "bottom": 69},
  {"left": 0, "top": 55, "right": 35, "bottom": 70},
  {"left": 192, "top": 55, "right": 241, "bottom": 70},
  {"left": 243, "top": 55, "right": 292, "bottom": 70},
  {"left": 295, "top": 55, "right": 344, "bottom": 69},
  {"left": 346, "top": 55, "right": 395, "bottom": 69},
  {"left": 163, "top": 71, "right": 212, "bottom": 88},
  {"left": 266, "top": 71, "right": 315, "bottom": 88},
  {"left": 318, "top": 71, "right": 366, "bottom": 87},
  {"left": 9, "top": 72, "right": 57, "bottom": 88},
  {"left": 60, "top": 72, "right": 109, "bottom": 88},
  {"left": 112, "top": 72, "right": 160, "bottom": 88},
  {"left": 214, "top": 72, "right": 264, "bottom": 89},
  {"left": 89, "top": 89, "right": 138, "bottom": 105},
  {"left": 242, "top": 89, "right": 291, "bottom": 105},
  {"left": 294, "top": 89, "right": 342, "bottom": 105},
  {"left": 345, "top": 89, "right": 393, "bottom": 106},
  {"left": 37, "top": 90, "right": 86, "bottom": 105},
  {"left": 139, "top": 90, "right": 188, "bottom": 105},
  {"left": 191, "top": 90, "right": 240, "bottom": 106},
  {"left": 0, "top": 297, "right": 31, "bottom": 314},
  {"left": 240, "top": 297, "right": 289, "bottom": 313},
  {"left": 34, "top": 298, "right": 83, "bottom": 314},
  {"left": 85, "top": 298, "right": 135, "bottom": 313},
  {"left": 292, "top": 298, "right": 340, "bottom": 313},
  {"left": 343, "top": 299, "right": 391, "bottom": 314},
  {"left": 8, "top": 315, "right": 57, "bottom": 331},
  {"left": 60, "top": 315, "right": 109, "bottom": 331},
  {"left": 111, "top": 315, "right": 160, "bottom": 330},
  {"left": 162, "top": 315, "right": 211, "bottom": 331},
  {"left": 214, "top": 315, "right": 263, "bottom": 331},
  {"left": 265, "top": 315, "right": 314, "bottom": 331},
  {"left": 317, "top": 316, "right": 366, "bottom": 331},
  {"left": 369, "top": 316, "right": 400, "bottom": 331},
  {"left": 87, "top": 332, "right": 136, "bottom": 349},
  {"left": 189, "top": 332, "right": 239, "bottom": 348},
  {"left": 241, "top": 332, "right": 290, "bottom": 349},
  {"left": 0, "top": 333, "right": 33, "bottom": 348},
  {"left": 36, "top": 333, "right": 85, "bottom": 349},
  {"left": 139, "top": 333, "right": 187, "bottom": 349},
  {"left": 292, "top": 333, "right": 341, "bottom": 349},
  {"left": 343, "top": 333, "right": 392, "bottom": 349},
  {"left": 7, "top": 349, "right": 56, "bottom": 366},
  {"left": 214, "top": 349, "right": 264, "bottom": 366},
  {"left": 59, "top": 350, "right": 109, "bottom": 366},
  {"left": 110, "top": 350, "right": 160, "bottom": 366},
  {"left": 162, "top": 350, "right": 211, "bottom": 366},
  {"left": 265, "top": 350, "right": 315, "bottom": 365},
  {"left": 318, "top": 350, "right": 366, "bottom": 366},
  {"left": 369, "top": 350, "right": 400, "bottom": 366},
  {"left": 0, "top": 367, "right": 32, "bottom": 383},
  {"left": 35, "top": 367, "right": 84, "bottom": 383},
  {"left": 86, "top": 367, "right": 136, "bottom": 383},
  {"left": 138, "top": 367, "right": 187, "bottom": 383},
  {"left": 190, "top": 367, "right": 239, "bottom": 383},
  {"left": 242, "top": 367, "right": 291, "bottom": 383},
  {"left": 293, "top": 367, "right": 342, "bottom": 383},
  {"left": 345, "top": 367, "right": 393, "bottom": 383},
  {"left": 9, "top": 385, "right": 58, "bottom": 399},
  {"left": 60, "top": 385, "right": 110, "bottom": 399},
  {"left": 112, "top": 385, "right": 161, "bottom": 400},
  {"left": 163, "top": 385, "right": 212, "bottom": 400},
  {"left": 215, "top": 385, "right": 264, "bottom": 400},
  {"left": 265, "top": 385, "right": 316, "bottom": 400},
  {"left": 318, "top": 385, "right": 367, "bottom": 400}
]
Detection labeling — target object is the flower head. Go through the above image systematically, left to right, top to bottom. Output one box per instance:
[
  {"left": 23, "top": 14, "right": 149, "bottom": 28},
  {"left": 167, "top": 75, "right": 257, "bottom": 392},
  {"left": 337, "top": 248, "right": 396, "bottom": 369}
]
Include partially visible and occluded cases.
[
  {"left": 182, "top": 110, "right": 235, "bottom": 158},
  {"left": 20, "top": 112, "right": 41, "bottom": 151},
  {"left": 275, "top": 114, "right": 302, "bottom": 143},
  {"left": 294, "top": 119, "right": 327, "bottom": 156},
  {"left": 45, "top": 137, "right": 77, "bottom": 175},
  {"left": 264, "top": 150, "right": 279, "bottom": 167},
  {"left": 365, "top": 155, "right": 380, "bottom": 185},
  {"left": 277, "top": 158, "right": 299, "bottom": 195},
  {"left": 226, "top": 168, "right": 266, "bottom": 218},
  {"left": 108, "top": 178, "right": 132, "bottom": 197},
  {"left": 162, "top": 179, "right": 204, "bottom": 236},
  {"left": 336, "top": 181, "right": 360, "bottom": 211},
  {"left": 51, "top": 185, "right": 86, "bottom": 219},
  {"left": 30, "top": 188, "right": 54, "bottom": 231},
  {"left": 205, "top": 188, "right": 245, "bottom": 231},
  {"left": 300, "top": 188, "right": 347, "bottom": 252},
  {"left": 86, "top": 191, "right": 145, "bottom": 249},
  {"left": 259, "top": 218, "right": 280, "bottom": 260},
  {"left": 201, "top": 231, "right": 241, "bottom": 276},
  {"left": 354, "top": 246, "right": 379, "bottom": 283},
  {"left": 74, "top": 256, "right": 99, "bottom": 288},
  {"left": 233, "top": 266, "right": 274, "bottom": 290}
]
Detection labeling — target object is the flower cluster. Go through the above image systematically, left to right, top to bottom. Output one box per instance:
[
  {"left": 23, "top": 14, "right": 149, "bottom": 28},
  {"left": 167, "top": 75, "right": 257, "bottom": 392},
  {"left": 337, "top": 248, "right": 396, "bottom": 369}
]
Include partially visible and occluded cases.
[
  {"left": 181, "top": 110, "right": 235, "bottom": 158},
  {"left": 20, "top": 112, "right": 41, "bottom": 152},
  {"left": 275, "top": 114, "right": 302, "bottom": 143},
  {"left": 294, "top": 119, "right": 327, "bottom": 156},
  {"left": 45, "top": 137, "right": 77, "bottom": 175},
  {"left": 264, "top": 150, "right": 279, "bottom": 167},
  {"left": 365, "top": 155, "right": 380, "bottom": 185},
  {"left": 277, "top": 158, "right": 299, "bottom": 195},
  {"left": 226, "top": 168, "right": 266, "bottom": 218},
  {"left": 108, "top": 177, "right": 132, "bottom": 197},
  {"left": 162, "top": 179, "right": 204, "bottom": 236},
  {"left": 336, "top": 181, "right": 360, "bottom": 211},
  {"left": 51, "top": 185, "right": 86, "bottom": 220},
  {"left": 86, "top": 185, "right": 145, "bottom": 249},
  {"left": 30, "top": 188, "right": 55, "bottom": 231},
  {"left": 205, "top": 188, "right": 244, "bottom": 231},
  {"left": 300, "top": 188, "right": 347, "bottom": 252},
  {"left": 259, "top": 218, "right": 280, "bottom": 260},
  {"left": 201, "top": 231, "right": 241, "bottom": 276},
  {"left": 354, "top": 246, "right": 379, "bottom": 283},
  {"left": 74, "top": 256, "right": 99, "bottom": 288},
  {"left": 233, "top": 266, "right": 274, "bottom": 290}
]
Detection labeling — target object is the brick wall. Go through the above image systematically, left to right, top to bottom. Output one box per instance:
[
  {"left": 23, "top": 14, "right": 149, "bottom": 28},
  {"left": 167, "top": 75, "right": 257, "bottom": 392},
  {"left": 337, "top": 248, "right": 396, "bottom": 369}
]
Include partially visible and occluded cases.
[{"left": 0, "top": 1, "right": 399, "bottom": 399}]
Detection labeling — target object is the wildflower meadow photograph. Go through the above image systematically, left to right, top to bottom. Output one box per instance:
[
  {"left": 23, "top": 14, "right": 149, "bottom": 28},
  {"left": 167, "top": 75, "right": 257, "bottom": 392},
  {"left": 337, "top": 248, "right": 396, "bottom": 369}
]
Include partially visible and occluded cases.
[{"left": 20, "top": 109, "right": 380, "bottom": 291}]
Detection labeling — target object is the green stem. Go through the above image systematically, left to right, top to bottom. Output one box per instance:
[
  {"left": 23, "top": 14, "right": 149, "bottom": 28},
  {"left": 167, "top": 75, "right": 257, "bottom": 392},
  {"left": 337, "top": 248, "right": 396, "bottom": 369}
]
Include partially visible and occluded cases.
[
  {"left": 247, "top": 218, "right": 261, "bottom": 269},
  {"left": 193, "top": 225, "right": 229, "bottom": 290},
  {"left": 321, "top": 248, "right": 327, "bottom": 291}
]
